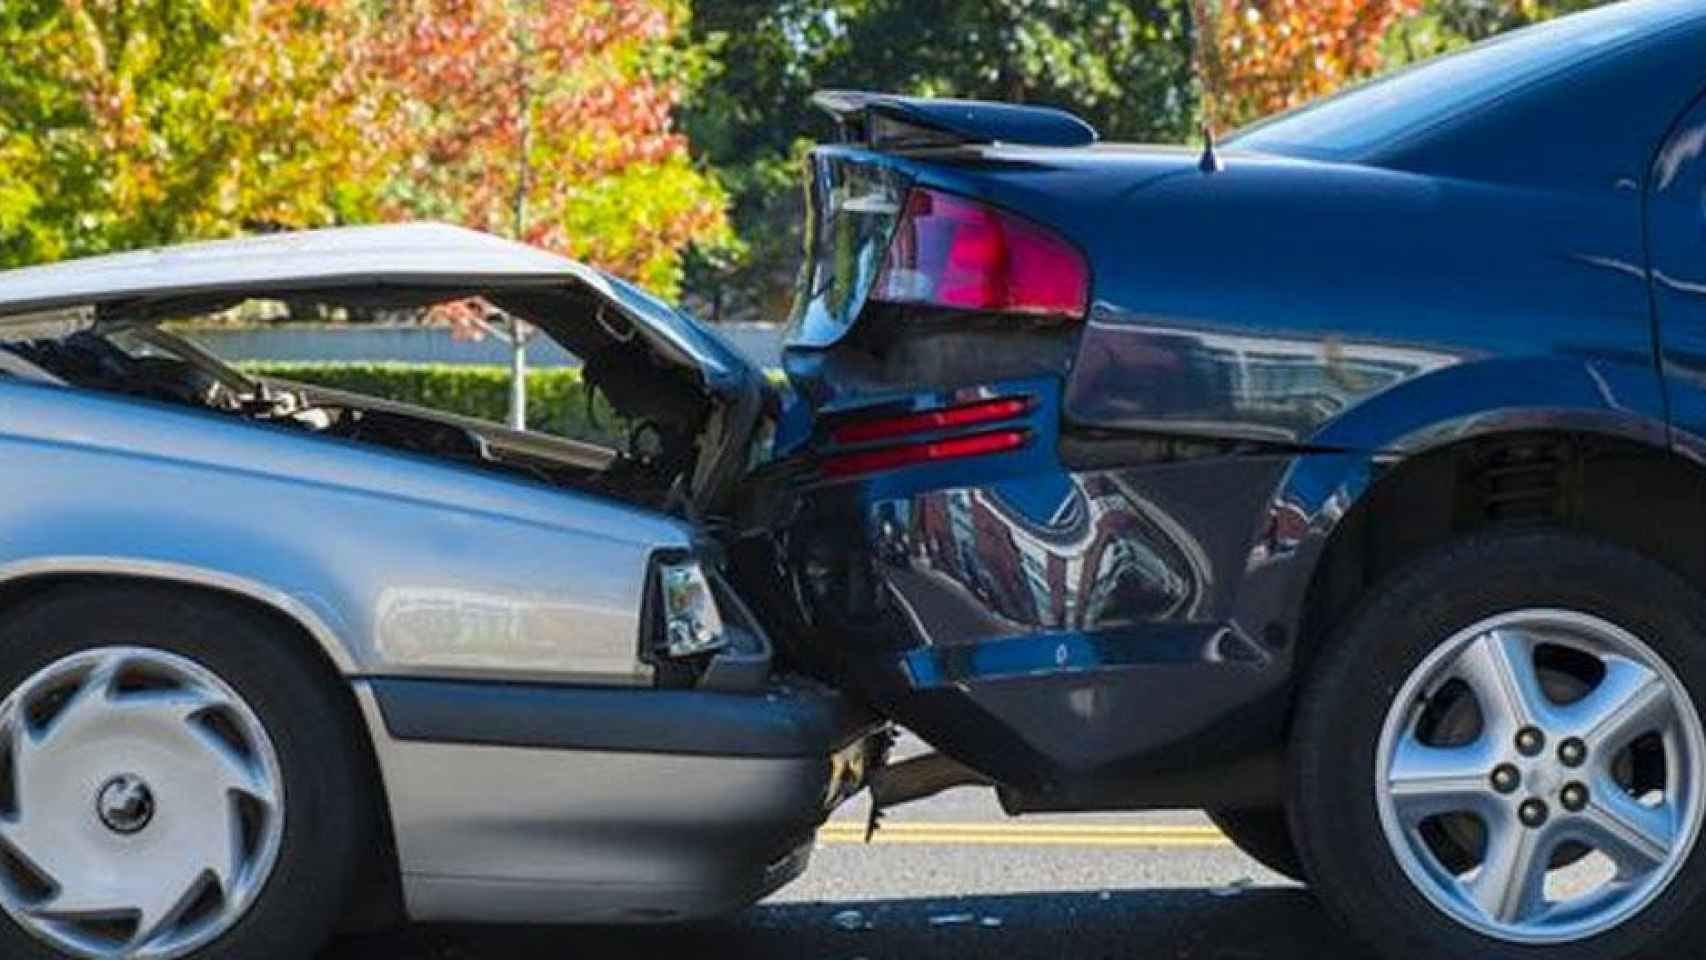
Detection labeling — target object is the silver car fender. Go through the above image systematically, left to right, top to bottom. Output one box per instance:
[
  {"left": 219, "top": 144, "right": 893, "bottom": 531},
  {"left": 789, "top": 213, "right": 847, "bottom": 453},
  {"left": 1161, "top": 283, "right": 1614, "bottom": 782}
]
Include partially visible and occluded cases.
[{"left": 0, "top": 378, "right": 693, "bottom": 686}]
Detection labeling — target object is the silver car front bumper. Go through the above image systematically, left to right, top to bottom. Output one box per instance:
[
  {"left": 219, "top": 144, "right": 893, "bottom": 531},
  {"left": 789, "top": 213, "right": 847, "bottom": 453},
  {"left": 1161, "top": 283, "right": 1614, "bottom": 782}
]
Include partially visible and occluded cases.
[{"left": 353, "top": 678, "right": 881, "bottom": 924}]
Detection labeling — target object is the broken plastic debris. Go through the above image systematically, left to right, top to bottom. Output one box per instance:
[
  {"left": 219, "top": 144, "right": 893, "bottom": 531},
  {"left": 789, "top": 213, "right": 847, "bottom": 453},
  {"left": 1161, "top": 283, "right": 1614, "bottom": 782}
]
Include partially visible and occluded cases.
[
  {"left": 1212, "top": 876, "right": 1255, "bottom": 898},
  {"left": 832, "top": 908, "right": 873, "bottom": 931},
  {"left": 929, "top": 913, "right": 976, "bottom": 927}
]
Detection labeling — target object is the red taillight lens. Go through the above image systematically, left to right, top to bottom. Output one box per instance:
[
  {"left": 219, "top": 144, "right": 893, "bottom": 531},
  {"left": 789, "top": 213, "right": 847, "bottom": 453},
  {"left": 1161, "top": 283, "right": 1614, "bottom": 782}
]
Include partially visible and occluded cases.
[
  {"left": 873, "top": 188, "right": 1088, "bottom": 319},
  {"left": 830, "top": 396, "right": 1031, "bottom": 445},
  {"left": 822, "top": 429, "right": 1029, "bottom": 478}
]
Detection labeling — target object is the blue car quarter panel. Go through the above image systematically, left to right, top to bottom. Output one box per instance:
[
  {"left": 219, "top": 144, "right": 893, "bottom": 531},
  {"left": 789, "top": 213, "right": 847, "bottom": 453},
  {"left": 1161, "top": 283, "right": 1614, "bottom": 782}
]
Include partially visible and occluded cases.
[{"left": 776, "top": 373, "right": 1292, "bottom": 788}]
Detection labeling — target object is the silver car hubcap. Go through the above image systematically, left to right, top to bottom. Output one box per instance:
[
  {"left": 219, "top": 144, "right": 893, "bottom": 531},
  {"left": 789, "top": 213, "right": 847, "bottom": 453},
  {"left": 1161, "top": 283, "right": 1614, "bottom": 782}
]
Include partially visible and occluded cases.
[
  {"left": 1376, "top": 609, "right": 1706, "bottom": 944},
  {"left": 0, "top": 648, "right": 285, "bottom": 959}
]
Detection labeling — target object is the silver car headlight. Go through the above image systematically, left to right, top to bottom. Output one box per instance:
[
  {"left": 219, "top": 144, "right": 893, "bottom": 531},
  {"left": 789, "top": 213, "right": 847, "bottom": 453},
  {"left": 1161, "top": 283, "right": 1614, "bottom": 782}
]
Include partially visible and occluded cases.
[{"left": 658, "top": 560, "right": 729, "bottom": 658}]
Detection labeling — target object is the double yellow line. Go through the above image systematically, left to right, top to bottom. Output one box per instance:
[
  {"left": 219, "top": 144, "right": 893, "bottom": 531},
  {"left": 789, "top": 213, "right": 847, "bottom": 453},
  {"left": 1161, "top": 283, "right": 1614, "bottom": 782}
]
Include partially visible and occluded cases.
[{"left": 817, "top": 821, "right": 1232, "bottom": 848}]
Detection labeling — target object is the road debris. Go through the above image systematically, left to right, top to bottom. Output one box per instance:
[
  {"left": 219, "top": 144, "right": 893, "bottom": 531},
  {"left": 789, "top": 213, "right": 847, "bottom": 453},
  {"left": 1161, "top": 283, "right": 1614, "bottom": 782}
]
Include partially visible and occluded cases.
[
  {"left": 1212, "top": 877, "right": 1255, "bottom": 898},
  {"left": 832, "top": 909, "right": 873, "bottom": 931}
]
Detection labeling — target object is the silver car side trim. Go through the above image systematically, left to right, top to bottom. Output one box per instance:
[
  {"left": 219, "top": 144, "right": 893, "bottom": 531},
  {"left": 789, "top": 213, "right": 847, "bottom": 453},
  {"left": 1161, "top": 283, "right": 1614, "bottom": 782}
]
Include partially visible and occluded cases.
[
  {"left": 0, "top": 555, "right": 357, "bottom": 673},
  {"left": 397, "top": 847, "right": 813, "bottom": 926}
]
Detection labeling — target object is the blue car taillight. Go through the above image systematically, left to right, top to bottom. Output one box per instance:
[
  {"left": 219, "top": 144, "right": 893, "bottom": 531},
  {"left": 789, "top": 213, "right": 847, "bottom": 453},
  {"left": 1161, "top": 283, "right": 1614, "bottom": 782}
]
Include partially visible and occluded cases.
[{"left": 872, "top": 188, "right": 1089, "bottom": 321}]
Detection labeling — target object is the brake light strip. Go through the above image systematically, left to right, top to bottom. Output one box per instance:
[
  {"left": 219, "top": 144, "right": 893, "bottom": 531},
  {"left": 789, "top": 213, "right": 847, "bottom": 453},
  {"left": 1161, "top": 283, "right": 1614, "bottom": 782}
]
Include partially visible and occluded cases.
[
  {"left": 829, "top": 396, "right": 1032, "bottom": 445},
  {"left": 821, "top": 429, "right": 1029, "bottom": 478}
]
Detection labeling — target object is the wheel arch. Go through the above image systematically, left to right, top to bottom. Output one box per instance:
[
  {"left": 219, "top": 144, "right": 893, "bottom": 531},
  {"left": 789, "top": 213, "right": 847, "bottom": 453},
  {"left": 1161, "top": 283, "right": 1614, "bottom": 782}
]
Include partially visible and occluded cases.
[
  {"left": 1260, "top": 346, "right": 1676, "bottom": 661},
  {"left": 1287, "top": 419, "right": 1706, "bottom": 681},
  {"left": 0, "top": 557, "right": 358, "bottom": 673}
]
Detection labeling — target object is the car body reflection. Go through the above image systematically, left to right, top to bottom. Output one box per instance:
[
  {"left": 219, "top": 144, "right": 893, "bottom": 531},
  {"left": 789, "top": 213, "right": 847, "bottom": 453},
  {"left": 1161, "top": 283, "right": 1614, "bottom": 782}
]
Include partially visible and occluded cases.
[{"left": 875, "top": 473, "right": 1208, "bottom": 646}]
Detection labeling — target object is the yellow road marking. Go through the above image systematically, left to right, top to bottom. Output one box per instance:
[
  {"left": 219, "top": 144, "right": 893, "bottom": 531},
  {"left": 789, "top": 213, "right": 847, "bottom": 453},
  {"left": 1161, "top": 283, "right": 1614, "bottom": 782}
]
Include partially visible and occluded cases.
[{"left": 817, "top": 821, "right": 1233, "bottom": 848}]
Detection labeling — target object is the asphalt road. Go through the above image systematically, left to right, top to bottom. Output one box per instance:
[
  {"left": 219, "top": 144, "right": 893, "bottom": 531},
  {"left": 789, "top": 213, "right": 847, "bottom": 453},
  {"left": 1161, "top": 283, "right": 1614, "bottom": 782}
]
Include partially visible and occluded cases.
[{"left": 321, "top": 779, "right": 1375, "bottom": 960}]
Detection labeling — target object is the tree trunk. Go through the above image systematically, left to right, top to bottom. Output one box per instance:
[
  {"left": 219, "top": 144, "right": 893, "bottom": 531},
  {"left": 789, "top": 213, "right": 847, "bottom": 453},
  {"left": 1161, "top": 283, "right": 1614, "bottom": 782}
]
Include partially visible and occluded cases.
[{"left": 508, "top": 0, "right": 533, "bottom": 432}]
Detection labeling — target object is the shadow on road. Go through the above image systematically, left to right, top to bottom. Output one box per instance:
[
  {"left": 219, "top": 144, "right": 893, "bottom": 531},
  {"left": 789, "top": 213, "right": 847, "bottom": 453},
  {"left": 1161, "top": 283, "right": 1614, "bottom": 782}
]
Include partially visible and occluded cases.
[{"left": 322, "top": 886, "right": 1374, "bottom": 959}]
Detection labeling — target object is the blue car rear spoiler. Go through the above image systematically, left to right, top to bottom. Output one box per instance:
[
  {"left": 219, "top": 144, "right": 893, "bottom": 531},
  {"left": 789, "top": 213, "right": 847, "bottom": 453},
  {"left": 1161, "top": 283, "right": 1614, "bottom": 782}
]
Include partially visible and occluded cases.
[{"left": 811, "top": 90, "right": 1099, "bottom": 150}]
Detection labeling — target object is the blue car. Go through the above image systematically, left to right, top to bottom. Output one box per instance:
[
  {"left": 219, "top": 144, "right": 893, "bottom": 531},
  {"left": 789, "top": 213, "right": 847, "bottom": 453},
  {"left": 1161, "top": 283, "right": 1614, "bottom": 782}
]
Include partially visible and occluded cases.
[{"left": 736, "top": 1, "right": 1706, "bottom": 957}]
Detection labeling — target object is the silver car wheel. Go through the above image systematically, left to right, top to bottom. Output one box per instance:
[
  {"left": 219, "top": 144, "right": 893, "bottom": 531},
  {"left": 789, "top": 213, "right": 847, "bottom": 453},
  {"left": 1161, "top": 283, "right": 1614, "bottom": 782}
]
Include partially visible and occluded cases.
[
  {"left": 1376, "top": 609, "right": 1706, "bottom": 944},
  {"left": 0, "top": 647, "right": 285, "bottom": 959}
]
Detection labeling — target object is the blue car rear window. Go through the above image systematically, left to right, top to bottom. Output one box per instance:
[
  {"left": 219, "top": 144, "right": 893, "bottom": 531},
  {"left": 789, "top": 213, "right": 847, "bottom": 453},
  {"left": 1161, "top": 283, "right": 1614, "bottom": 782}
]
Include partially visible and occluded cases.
[{"left": 1227, "top": 0, "right": 1703, "bottom": 161}]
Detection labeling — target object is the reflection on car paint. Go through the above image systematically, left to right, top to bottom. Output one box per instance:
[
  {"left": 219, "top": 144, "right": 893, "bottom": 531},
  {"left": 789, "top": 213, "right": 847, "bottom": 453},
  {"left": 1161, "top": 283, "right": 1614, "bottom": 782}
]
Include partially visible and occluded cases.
[
  {"left": 1652, "top": 106, "right": 1706, "bottom": 466},
  {"left": 1067, "top": 309, "right": 1460, "bottom": 444},
  {"left": 873, "top": 472, "right": 1207, "bottom": 644},
  {"left": 376, "top": 586, "right": 644, "bottom": 680}
]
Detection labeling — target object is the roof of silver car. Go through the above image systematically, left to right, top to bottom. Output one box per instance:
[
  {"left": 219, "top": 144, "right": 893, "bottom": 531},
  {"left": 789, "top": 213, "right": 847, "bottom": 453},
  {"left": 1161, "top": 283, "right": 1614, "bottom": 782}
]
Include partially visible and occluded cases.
[{"left": 0, "top": 223, "right": 607, "bottom": 319}]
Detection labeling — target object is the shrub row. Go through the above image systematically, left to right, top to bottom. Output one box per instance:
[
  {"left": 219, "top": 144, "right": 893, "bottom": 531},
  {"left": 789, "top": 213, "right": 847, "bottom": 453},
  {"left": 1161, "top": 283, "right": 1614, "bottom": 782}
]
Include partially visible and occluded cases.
[{"left": 239, "top": 362, "right": 630, "bottom": 446}]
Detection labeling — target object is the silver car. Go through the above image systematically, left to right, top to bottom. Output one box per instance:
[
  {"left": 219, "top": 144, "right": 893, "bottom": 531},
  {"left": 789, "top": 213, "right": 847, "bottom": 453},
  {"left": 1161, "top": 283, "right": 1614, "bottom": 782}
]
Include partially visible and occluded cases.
[{"left": 0, "top": 224, "right": 879, "bottom": 960}]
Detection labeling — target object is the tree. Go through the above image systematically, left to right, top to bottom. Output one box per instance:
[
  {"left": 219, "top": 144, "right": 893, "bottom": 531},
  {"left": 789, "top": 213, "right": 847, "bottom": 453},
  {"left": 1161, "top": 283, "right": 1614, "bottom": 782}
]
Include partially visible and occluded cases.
[
  {"left": 0, "top": 0, "right": 378, "bottom": 268},
  {"left": 0, "top": 0, "right": 731, "bottom": 301},
  {"left": 358, "top": 0, "right": 731, "bottom": 426},
  {"left": 362, "top": 0, "right": 731, "bottom": 296},
  {"left": 681, "top": 0, "right": 1200, "bottom": 323},
  {"left": 1192, "top": 0, "right": 1423, "bottom": 130},
  {"left": 1385, "top": 0, "right": 1612, "bottom": 65}
]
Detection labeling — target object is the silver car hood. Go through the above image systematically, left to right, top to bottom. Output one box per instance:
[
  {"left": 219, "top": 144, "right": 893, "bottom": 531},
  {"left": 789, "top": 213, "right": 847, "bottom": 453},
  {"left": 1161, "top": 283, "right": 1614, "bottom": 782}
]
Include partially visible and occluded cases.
[
  {"left": 0, "top": 222, "right": 770, "bottom": 518},
  {"left": 0, "top": 223, "right": 739, "bottom": 380},
  {"left": 0, "top": 223, "right": 599, "bottom": 315}
]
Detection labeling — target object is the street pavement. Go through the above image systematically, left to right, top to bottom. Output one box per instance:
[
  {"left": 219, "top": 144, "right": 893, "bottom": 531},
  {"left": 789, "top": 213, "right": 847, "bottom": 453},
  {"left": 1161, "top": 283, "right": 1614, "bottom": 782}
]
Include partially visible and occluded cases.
[{"left": 321, "top": 775, "right": 1376, "bottom": 960}]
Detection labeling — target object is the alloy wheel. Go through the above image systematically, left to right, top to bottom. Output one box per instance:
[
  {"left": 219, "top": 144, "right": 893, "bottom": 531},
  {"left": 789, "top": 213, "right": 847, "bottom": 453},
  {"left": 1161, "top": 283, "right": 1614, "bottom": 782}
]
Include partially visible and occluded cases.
[{"left": 1375, "top": 609, "right": 1706, "bottom": 944}]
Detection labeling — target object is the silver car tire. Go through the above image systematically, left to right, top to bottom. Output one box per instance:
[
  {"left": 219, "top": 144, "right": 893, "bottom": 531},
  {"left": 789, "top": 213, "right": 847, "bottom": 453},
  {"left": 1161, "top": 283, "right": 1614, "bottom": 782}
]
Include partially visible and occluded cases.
[
  {"left": 1289, "top": 531, "right": 1706, "bottom": 960},
  {"left": 0, "top": 584, "right": 374, "bottom": 960}
]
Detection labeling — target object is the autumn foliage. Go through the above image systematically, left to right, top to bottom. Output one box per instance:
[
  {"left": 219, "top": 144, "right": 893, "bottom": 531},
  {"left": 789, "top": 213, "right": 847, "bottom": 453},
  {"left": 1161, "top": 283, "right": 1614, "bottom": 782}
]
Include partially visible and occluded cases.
[
  {"left": 0, "top": 0, "right": 729, "bottom": 295},
  {"left": 0, "top": 0, "right": 378, "bottom": 264},
  {"left": 4, "top": 0, "right": 1610, "bottom": 301},
  {"left": 363, "top": 0, "right": 729, "bottom": 292},
  {"left": 1195, "top": 0, "right": 1425, "bottom": 130}
]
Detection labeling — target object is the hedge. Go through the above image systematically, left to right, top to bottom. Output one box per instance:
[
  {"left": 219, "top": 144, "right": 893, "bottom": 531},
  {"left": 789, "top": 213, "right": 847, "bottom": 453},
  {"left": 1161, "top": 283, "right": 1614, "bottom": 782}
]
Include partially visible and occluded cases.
[{"left": 239, "top": 362, "right": 630, "bottom": 446}]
